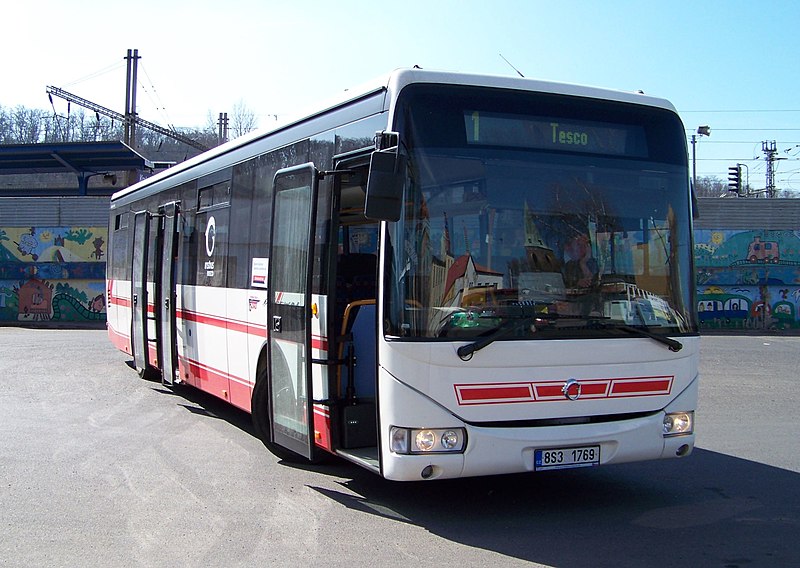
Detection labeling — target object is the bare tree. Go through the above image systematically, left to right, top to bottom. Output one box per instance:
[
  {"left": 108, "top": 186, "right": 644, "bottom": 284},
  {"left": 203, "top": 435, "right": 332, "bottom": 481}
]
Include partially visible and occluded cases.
[
  {"left": 230, "top": 99, "right": 258, "bottom": 139},
  {"left": 0, "top": 106, "right": 10, "bottom": 143},
  {"left": 8, "top": 106, "right": 48, "bottom": 143},
  {"left": 204, "top": 110, "right": 219, "bottom": 135},
  {"left": 695, "top": 176, "right": 728, "bottom": 198}
]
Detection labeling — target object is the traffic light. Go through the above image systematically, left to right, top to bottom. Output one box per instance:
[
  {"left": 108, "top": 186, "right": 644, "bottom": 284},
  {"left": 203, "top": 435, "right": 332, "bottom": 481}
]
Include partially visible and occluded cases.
[{"left": 728, "top": 165, "right": 741, "bottom": 193}]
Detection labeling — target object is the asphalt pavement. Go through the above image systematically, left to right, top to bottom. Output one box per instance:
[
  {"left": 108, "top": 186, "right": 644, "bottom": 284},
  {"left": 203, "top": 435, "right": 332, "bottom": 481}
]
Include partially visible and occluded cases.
[{"left": 0, "top": 328, "right": 798, "bottom": 567}]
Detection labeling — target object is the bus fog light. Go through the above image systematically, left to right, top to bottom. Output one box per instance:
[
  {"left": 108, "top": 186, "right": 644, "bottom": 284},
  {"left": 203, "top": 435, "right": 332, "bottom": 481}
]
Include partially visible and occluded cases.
[
  {"left": 663, "top": 411, "right": 693, "bottom": 437},
  {"left": 390, "top": 427, "right": 409, "bottom": 454},
  {"left": 415, "top": 430, "right": 436, "bottom": 452}
]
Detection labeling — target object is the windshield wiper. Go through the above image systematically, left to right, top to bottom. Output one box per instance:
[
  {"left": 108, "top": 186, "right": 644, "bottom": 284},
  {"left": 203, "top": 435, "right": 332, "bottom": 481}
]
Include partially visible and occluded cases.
[
  {"left": 632, "top": 302, "right": 682, "bottom": 351},
  {"left": 455, "top": 309, "right": 683, "bottom": 361},
  {"left": 577, "top": 311, "right": 682, "bottom": 352},
  {"left": 456, "top": 314, "right": 538, "bottom": 361},
  {"left": 607, "top": 322, "right": 683, "bottom": 352}
]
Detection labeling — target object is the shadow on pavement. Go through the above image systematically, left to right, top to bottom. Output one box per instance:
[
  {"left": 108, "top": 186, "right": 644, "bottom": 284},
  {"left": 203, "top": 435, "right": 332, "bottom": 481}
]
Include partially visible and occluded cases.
[{"left": 309, "top": 449, "right": 799, "bottom": 568}]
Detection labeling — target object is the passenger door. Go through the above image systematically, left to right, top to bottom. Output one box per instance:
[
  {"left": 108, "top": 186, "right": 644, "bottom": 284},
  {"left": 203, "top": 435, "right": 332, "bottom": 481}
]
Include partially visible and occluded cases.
[
  {"left": 266, "top": 164, "right": 318, "bottom": 459},
  {"left": 158, "top": 202, "right": 180, "bottom": 385},
  {"left": 130, "top": 211, "right": 150, "bottom": 372}
]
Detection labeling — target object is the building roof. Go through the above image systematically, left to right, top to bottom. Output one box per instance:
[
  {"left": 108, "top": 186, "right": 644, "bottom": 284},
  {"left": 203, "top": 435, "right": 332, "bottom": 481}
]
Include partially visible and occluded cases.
[
  {"left": 0, "top": 141, "right": 152, "bottom": 175},
  {"left": 696, "top": 197, "right": 800, "bottom": 230}
]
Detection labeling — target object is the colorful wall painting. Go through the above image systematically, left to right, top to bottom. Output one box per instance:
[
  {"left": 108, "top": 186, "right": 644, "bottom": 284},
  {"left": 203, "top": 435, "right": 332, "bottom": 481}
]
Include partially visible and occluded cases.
[
  {"left": 0, "top": 226, "right": 107, "bottom": 323},
  {"left": 695, "top": 229, "right": 800, "bottom": 331}
]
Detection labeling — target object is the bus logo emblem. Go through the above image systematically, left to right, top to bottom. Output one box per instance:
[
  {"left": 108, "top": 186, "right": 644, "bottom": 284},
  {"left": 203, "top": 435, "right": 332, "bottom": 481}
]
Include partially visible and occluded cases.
[
  {"left": 205, "top": 216, "right": 216, "bottom": 257},
  {"left": 562, "top": 378, "right": 582, "bottom": 401}
]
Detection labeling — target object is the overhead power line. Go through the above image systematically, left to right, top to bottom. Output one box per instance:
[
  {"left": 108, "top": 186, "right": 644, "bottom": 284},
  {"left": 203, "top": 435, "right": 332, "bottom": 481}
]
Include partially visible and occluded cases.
[
  {"left": 62, "top": 60, "right": 125, "bottom": 88},
  {"left": 138, "top": 62, "right": 175, "bottom": 128},
  {"left": 45, "top": 85, "right": 209, "bottom": 151},
  {"left": 681, "top": 109, "right": 800, "bottom": 113},
  {"left": 685, "top": 128, "right": 800, "bottom": 133},
  {"left": 703, "top": 128, "right": 800, "bottom": 131},
  {"left": 690, "top": 140, "right": 800, "bottom": 144}
]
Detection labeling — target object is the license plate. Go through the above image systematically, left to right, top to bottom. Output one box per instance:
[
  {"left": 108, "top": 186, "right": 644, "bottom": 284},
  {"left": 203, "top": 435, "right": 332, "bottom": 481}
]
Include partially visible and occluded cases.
[{"left": 534, "top": 445, "right": 600, "bottom": 471}]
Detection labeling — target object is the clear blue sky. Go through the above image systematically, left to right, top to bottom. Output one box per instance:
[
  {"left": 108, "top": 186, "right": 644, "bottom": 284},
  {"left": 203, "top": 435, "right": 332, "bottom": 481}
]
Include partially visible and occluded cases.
[{"left": 3, "top": 0, "right": 799, "bottom": 190}]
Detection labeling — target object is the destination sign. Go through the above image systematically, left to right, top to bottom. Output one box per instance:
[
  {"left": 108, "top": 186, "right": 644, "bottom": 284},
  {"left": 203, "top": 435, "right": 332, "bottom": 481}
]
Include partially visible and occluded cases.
[{"left": 464, "top": 111, "right": 647, "bottom": 157}]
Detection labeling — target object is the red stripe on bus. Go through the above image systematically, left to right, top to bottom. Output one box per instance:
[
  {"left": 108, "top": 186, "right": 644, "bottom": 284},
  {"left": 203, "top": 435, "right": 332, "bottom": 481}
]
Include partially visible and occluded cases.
[
  {"left": 108, "top": 293, "right": 131, "bottom": 308},
  {"left": 176, "top": 307, "right": 325, "bottom": 348},
  {"left": 177, "top": 308, "right": 268, "bottom": 338},
  {"left": 107, "top": 325, "right": 131, "bottom": 354},
  {"left": 311, "top": 335, "right": 328, "bottom": 351},
  {"left": 179, "top": 355, "right": 255, "bottom": 388},
  {"left": 455, "top": 376, "right": 674, "bottom": 405},
  {"left": 610, "top": 377, "right": 672, "bottom": 396},
  {"left": 534, "top": 381, "right": 609, "bottom": 399},
  {"left": 576, "top": 382, "right": 609, "bottom": 396},
  {"left": 456, "top": 384, "right": 533, "bottom": 403},
  {"left": 534, "top": 384, "right": 566, "bottom": 398},
  {"left": 313, "top": 404, "right": 333, "bottom": 451}
]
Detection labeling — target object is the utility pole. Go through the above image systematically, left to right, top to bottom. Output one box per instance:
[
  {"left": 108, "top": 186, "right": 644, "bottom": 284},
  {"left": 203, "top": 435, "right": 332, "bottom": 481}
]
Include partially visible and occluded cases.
[
  {"left": 124, "top": 49, "right": 140, "bottom": 149},
  {"left": 218, "top": 112, "right": 229, "bottom": 145},
  {"left": 691, "top": 125, "right": 711, "bottom": 189}
]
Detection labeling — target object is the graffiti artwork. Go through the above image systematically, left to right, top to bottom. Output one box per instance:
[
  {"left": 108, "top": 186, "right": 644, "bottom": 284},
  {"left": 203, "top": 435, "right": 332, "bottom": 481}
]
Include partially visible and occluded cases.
[
  {"left": 0, "top": 226, "right": 107, "bottom": 323},
  {"left": 695, "top": 229, "right": 800, "bottom": 330}
]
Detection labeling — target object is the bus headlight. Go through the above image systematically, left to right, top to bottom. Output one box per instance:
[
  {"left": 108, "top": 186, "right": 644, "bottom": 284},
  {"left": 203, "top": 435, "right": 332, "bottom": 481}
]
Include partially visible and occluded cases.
[
  {"left": 663, "top": 411, "right": 694, "bottom": 437},
  {"left": 390, "top": 427, "right": 467, "bottom": 454},
  {"left": 415, "top": 430, "right": 436, "bottom": 452},
  {"left": 440, "top": 430, "right": 461, "bottom": 450}
]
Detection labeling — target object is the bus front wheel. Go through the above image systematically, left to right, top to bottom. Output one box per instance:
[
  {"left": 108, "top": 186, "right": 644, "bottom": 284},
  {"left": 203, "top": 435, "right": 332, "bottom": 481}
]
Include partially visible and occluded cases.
[
  {"left": 137, "top": 365, "right": 160, "bottom": 381},
  {"left": 251, "top": 367, "right": 317, "bottom": 464}
]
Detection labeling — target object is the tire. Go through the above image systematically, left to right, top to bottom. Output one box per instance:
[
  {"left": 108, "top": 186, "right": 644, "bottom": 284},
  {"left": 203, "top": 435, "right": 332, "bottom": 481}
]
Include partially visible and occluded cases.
[
  {"left": 137, "top": 365, "right": 161, "bottom": 381},
  {"left": 251, "top": 366, "right": 318, "bottom": 464}
]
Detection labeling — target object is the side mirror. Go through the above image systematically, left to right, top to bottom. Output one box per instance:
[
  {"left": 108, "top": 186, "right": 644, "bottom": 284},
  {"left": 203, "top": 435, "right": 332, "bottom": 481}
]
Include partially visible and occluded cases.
[{"left": 365, "top": 150, "right": 405, "bottom": 222}]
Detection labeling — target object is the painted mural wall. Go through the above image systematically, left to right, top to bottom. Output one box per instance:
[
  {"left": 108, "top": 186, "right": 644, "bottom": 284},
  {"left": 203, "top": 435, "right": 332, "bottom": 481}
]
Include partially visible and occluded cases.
[
  {"left": 1, "top": 223, "right": 798, "bottom": 331},
  {"left": 0, "top": 226, "right": 107, "bottom": 323},
  {"left": 695, "top": 229, "right": 800, "bottom": 331}
]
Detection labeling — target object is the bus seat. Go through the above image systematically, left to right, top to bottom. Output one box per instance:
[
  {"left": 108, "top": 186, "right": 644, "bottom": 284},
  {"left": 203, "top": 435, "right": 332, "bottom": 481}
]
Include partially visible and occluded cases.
[
  {"left": 338, "top": 299, "right": 377, "bottom": 449},
  {"left": 349, "top": 302, "right": 376, "bottom": 398}
]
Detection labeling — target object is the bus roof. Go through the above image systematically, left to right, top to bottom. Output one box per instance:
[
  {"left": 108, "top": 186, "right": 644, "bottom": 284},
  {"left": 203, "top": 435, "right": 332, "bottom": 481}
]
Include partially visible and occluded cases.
[
  {"left": 111, "top": 68, "right": 678, "bottom": 203},
  {"left": 384, "top": 68, "right": 676, "bottom": 113}
]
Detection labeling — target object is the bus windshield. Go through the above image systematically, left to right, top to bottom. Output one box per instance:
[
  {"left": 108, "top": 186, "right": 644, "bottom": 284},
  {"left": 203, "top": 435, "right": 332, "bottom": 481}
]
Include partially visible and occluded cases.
[{"left": 386, "top": 84, "right": 696, "bottom": 341}]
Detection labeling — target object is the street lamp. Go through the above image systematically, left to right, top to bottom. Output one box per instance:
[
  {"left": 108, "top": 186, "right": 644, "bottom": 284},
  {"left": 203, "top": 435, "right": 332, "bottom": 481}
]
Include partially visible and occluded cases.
[{"left": 691, "top": 125, "right": 711, "bottom": 189}]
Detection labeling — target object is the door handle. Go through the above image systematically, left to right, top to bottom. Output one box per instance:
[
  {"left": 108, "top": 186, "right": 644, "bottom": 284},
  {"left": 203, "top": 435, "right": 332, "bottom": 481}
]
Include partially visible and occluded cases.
[
  {"left": 133, "top": 294, "right": 138, "bottom": 306},
  {"left": 272, "top": 316, "right": 282, "bottom": 333}
]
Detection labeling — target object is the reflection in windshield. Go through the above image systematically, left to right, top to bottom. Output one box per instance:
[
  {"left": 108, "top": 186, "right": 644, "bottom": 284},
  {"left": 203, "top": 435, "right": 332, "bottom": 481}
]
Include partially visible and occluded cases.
[{"left": 387, "top": 153, "right": 695, "bottom": 340}]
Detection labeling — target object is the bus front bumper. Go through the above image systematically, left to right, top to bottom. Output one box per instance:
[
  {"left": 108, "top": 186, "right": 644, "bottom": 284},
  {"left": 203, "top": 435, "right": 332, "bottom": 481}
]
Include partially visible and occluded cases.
[{"left": 379, "top": 376, "right": 697, "bottom": 482}]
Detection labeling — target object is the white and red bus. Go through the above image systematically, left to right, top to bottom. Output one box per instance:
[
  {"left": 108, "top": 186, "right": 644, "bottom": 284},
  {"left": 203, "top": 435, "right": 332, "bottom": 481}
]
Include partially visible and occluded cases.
[{"left": 107, "top": 69, "right": 698, "bottom": 481}]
